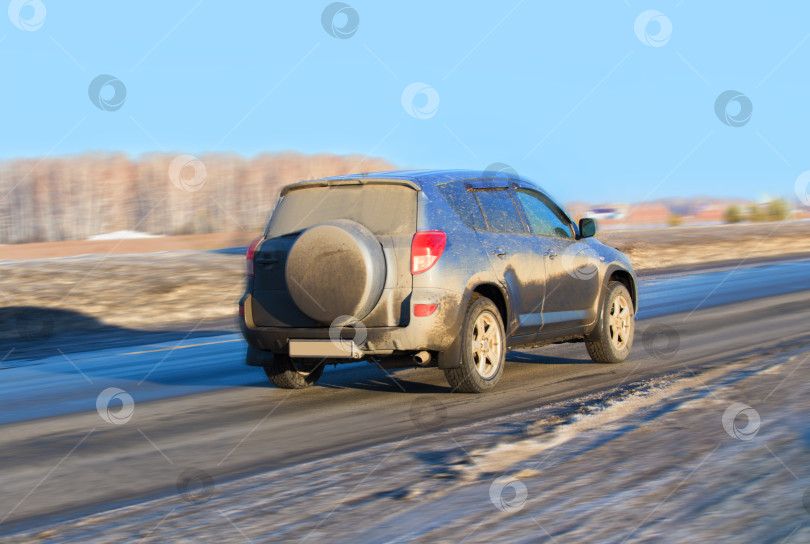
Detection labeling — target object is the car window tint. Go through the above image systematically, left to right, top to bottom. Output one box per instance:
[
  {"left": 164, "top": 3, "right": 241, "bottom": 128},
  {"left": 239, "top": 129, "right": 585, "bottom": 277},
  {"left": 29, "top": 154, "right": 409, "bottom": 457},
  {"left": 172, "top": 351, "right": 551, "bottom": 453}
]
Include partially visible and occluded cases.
[
  {"left": 436, "top": 181, "right": 486, "bottom": 230},
  {"left": 514, "top": 188, "right": 573, "bottom": 238},
  {"left": 473, "top": 189, "right": 524, "bottom": 233}
]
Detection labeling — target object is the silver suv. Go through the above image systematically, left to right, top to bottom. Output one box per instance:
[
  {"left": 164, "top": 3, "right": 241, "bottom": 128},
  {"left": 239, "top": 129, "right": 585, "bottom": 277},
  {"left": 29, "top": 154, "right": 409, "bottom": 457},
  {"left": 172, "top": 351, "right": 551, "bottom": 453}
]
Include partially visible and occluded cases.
[{"left": 239, "top": 169, "right": 637, "bottom": 393}]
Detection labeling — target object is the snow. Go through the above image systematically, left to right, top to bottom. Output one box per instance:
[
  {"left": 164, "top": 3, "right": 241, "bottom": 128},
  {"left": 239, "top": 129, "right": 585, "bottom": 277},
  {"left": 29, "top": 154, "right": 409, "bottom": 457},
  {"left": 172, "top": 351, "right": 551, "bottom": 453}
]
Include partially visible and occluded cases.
[{"left": 86, "top": 231, "right": 164, "bottom": 241}]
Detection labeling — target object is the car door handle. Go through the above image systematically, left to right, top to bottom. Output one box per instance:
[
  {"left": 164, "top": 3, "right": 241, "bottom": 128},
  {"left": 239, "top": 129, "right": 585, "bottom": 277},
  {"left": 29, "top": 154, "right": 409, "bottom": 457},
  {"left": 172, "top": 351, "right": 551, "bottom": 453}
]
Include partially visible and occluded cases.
[
  {"left": 492, "top": 248, "right": 507, "bottom": 257},
  {"left": 544, "top": 250, "right": 557, "bottom": 260},
  {"left": 255, "top": 257, "right": 279, "bottom": 265}
]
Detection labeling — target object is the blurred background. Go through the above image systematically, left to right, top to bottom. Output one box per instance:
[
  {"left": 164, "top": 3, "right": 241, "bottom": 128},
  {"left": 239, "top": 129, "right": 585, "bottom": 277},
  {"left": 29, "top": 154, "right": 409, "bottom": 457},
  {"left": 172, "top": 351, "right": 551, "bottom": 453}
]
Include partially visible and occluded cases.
[{"left": 2, "top": 1, "right": 809, "bottom": 249}]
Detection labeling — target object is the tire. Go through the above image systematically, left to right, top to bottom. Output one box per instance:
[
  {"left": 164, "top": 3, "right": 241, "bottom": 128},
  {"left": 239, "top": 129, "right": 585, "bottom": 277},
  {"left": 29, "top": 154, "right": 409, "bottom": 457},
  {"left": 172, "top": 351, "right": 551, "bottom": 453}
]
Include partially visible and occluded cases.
[
  {"left": 285, "top": 219, "right": 386, "bottom": 325},
  {"left": 586, "top": 281, "right": 634, "bottom": 363},
  {"left": 443, "top": 295, "right": 506, "bottom": 393},
  {"left": 264, "top": 353, "right": 325, "bottom": 389}
]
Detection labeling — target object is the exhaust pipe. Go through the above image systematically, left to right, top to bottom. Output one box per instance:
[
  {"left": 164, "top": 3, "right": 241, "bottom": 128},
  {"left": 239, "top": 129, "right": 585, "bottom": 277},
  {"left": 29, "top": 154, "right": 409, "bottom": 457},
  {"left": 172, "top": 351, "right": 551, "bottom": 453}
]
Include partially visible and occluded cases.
[{"left": 413, "top": 350, "right": 431, "bottom": 366}]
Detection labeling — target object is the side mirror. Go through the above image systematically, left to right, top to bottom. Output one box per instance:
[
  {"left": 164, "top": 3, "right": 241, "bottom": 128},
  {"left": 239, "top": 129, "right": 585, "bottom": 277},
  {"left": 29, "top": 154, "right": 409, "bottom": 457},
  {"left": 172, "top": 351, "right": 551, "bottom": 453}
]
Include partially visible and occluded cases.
[{"left": 579, "top": 217, "right": 597, "bottom": 238}]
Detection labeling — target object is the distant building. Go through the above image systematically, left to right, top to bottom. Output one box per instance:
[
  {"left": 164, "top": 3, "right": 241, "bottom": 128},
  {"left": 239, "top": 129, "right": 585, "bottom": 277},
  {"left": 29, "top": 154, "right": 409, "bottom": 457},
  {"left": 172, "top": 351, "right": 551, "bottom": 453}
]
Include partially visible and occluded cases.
[
  {"left": 625, "top": 203, "right": 670, "bottom": 225},
  {"left": 694, "top": 203, "right": 725, "bottom": 223},
  {"left": 585, "top": 207, "right": 625, "bottom": 220}
]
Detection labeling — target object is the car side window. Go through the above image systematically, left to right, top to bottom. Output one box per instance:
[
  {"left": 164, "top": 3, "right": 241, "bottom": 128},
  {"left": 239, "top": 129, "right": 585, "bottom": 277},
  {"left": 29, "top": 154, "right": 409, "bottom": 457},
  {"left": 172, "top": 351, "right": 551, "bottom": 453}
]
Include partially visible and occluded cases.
[
  {"left": 436, "top": 181, "right": 486, "bottom": 230},
  {"left": 514, "top": 188, "right": 573, "bottom": 239},
  {"left": 473, "top": 189, "right": 525, "bottom": 233}
]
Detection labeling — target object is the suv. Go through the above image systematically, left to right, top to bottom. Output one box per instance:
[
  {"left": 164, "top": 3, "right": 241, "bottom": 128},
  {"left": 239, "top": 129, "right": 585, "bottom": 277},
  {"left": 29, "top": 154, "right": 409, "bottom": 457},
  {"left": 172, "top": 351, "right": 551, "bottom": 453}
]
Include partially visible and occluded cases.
[{"left": 239, "top": 169, "right": 637, "bottom": 393}]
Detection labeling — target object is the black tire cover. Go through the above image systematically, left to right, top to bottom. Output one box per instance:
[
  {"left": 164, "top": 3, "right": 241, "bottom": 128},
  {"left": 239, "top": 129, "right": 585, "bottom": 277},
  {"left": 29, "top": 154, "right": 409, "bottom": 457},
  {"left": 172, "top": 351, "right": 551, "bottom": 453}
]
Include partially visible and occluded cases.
[{"left": 285, "top": 219, "right": 386, "bottom": 325}]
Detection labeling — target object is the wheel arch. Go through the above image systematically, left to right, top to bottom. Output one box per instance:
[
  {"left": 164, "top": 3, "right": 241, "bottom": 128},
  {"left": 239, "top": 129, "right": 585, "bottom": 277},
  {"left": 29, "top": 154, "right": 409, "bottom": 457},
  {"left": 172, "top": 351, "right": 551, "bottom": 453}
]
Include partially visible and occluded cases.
[
  {"left": 586, "top": 265, "right": 638, "bottom": 341},
  {"left": 605, "top": 267, "right": 638, "bottom": 312},
  {"left": 437, "top": 281, "right": 510, "bottom": 369},
  {"left": 470, "top": 283, "right": 509, "bottom": 327}
]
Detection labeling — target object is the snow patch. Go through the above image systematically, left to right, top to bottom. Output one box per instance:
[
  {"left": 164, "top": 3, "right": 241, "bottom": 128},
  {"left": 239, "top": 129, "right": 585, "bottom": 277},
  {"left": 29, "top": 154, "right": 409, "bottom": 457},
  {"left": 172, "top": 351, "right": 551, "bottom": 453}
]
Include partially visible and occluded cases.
[
  {"left": 87, "top": 231, "right": 164, "bottom": 241},
  {"left": 458, "top": 378, "right": 698, "bottom": 477}
]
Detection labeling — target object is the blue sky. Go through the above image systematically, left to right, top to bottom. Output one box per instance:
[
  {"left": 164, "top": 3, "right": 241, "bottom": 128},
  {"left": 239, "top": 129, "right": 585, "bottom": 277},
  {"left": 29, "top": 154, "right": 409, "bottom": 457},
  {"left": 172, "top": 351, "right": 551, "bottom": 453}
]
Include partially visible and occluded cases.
[{"left": 2, "top": 1, "right": 808, "bottom": 203}]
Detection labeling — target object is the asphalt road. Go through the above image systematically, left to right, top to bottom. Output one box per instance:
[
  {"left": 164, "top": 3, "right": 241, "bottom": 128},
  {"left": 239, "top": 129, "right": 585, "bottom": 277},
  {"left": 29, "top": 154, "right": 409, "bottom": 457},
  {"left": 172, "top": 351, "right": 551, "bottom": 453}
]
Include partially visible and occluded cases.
[{"left": 1, "top": 258, "right": 809, "bottom": 533}]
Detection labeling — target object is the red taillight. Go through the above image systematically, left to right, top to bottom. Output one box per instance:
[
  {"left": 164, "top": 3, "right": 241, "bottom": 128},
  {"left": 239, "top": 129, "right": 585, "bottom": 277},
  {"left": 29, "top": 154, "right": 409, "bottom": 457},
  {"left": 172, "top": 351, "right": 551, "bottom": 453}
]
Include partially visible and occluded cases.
[
  {"left": 411, "top": 231, "right": 446, "bottom": 274},
  {"left": 246, "top": 237, "right": 262, "bottom": 277},
  {"left": 413, "top": 304, "right": 438, "bottom": 317}
]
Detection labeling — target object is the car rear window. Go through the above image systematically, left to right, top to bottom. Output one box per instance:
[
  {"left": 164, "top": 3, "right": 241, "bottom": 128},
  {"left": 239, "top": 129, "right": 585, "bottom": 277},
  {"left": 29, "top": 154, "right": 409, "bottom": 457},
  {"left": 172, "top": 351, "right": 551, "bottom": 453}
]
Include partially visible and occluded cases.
[
  {"left": 436, "top": 181, "right": 486, "bottom": 230},
  {"left": 266, "top": 183, "right": 417, "bottom": 237},
  {"left": 473, "top": 189, "right": 525, "bottom": 233}
]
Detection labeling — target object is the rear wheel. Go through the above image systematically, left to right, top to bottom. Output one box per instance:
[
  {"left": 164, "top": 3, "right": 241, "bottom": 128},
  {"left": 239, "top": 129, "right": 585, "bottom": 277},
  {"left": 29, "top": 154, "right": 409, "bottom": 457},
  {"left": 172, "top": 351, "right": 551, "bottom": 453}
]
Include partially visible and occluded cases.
[
  {"left": 586, "top": 281, "right": 634, "bottom": 363},
  {"left": 444, "top": 295, "right": 505, "bottom": 393},
  {"left": 264, "top": 354, "right": 325, "bottom": 389}
]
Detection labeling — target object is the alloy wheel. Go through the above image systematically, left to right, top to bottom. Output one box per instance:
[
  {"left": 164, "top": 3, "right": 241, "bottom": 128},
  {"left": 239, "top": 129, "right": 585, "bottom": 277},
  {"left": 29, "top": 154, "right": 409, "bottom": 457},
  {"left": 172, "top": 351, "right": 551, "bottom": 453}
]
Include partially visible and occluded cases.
[{"left": 470, "top": 311, "right": 503, "bottom": 379}]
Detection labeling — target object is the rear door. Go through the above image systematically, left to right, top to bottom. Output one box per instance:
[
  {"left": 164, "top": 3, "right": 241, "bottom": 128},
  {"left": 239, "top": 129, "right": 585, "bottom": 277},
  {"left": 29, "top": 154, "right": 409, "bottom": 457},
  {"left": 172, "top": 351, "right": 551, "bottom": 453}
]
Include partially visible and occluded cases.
[
  {"left": 250, "top": 182, "right": 417, "bottom": 328},
  {"left": 469, "top": 182, "right": 546, "bottom": 336},
  {"left": 512, "top": 186, "right": 601, "bottom": 331}
]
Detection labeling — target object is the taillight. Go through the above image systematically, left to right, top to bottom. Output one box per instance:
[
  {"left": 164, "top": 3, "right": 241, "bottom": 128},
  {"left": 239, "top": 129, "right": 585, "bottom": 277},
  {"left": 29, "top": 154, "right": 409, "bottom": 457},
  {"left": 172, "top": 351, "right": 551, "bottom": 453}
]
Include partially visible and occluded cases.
[
  {"left": 411, "top": 231, "right": 446, "bottom": 274},
  {"left": 246, "top": 237, "right": 262, "bottom": 277},
  {"left": 413, "top": 303, "right": 438, "bottom": 317}
]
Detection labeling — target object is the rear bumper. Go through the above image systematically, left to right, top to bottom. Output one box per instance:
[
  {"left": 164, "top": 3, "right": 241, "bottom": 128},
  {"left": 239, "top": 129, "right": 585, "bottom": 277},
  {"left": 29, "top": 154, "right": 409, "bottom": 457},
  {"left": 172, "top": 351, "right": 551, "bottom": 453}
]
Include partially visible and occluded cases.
[{"left": 239, "top": 287, "right": 465, "bottom": 366}]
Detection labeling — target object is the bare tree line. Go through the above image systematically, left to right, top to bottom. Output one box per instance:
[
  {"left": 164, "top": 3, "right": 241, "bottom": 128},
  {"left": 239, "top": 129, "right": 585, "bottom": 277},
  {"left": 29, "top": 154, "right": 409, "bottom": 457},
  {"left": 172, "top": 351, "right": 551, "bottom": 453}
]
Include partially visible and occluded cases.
[{"left": 0, "top": 152, "right": 395, "bottom": 244}]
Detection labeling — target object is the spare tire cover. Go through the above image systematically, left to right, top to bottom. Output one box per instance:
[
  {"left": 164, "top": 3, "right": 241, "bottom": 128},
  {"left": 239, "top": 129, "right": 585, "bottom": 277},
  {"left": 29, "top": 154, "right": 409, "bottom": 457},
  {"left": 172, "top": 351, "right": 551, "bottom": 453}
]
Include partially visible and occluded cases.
[{"left": 285, "top": 219, "right": 386, "bottom": 325}]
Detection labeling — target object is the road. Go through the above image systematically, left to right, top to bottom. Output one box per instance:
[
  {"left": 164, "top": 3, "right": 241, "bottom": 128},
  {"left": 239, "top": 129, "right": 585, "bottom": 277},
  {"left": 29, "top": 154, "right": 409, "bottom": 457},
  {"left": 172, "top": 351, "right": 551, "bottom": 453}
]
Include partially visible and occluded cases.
[{"left": 1, "top": 258, "right": 809, "bottom": 534}]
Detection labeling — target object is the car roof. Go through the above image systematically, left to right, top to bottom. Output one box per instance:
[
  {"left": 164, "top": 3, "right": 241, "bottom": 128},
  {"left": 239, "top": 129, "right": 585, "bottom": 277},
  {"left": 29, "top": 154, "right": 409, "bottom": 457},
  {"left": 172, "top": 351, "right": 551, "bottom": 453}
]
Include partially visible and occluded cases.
[
  {"left": 283, "top": 169, "right": 574, "bottom": 224},
  {"left": 301, "top": 169, "right": 532, "bottom": 187}
]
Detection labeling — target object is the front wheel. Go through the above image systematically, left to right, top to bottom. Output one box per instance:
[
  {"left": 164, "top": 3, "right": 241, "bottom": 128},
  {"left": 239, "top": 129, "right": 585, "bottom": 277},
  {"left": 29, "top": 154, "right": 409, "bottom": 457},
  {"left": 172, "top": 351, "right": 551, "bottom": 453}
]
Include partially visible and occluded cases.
[
  {"left": 585, "top": 281, "right": 634, "bottom": 363},
  {"left": 444, "top": 295, "right": 506, "bottom": 393},
  {"left": 264, "top": 354, "right": 325, "bottom": 389}
]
